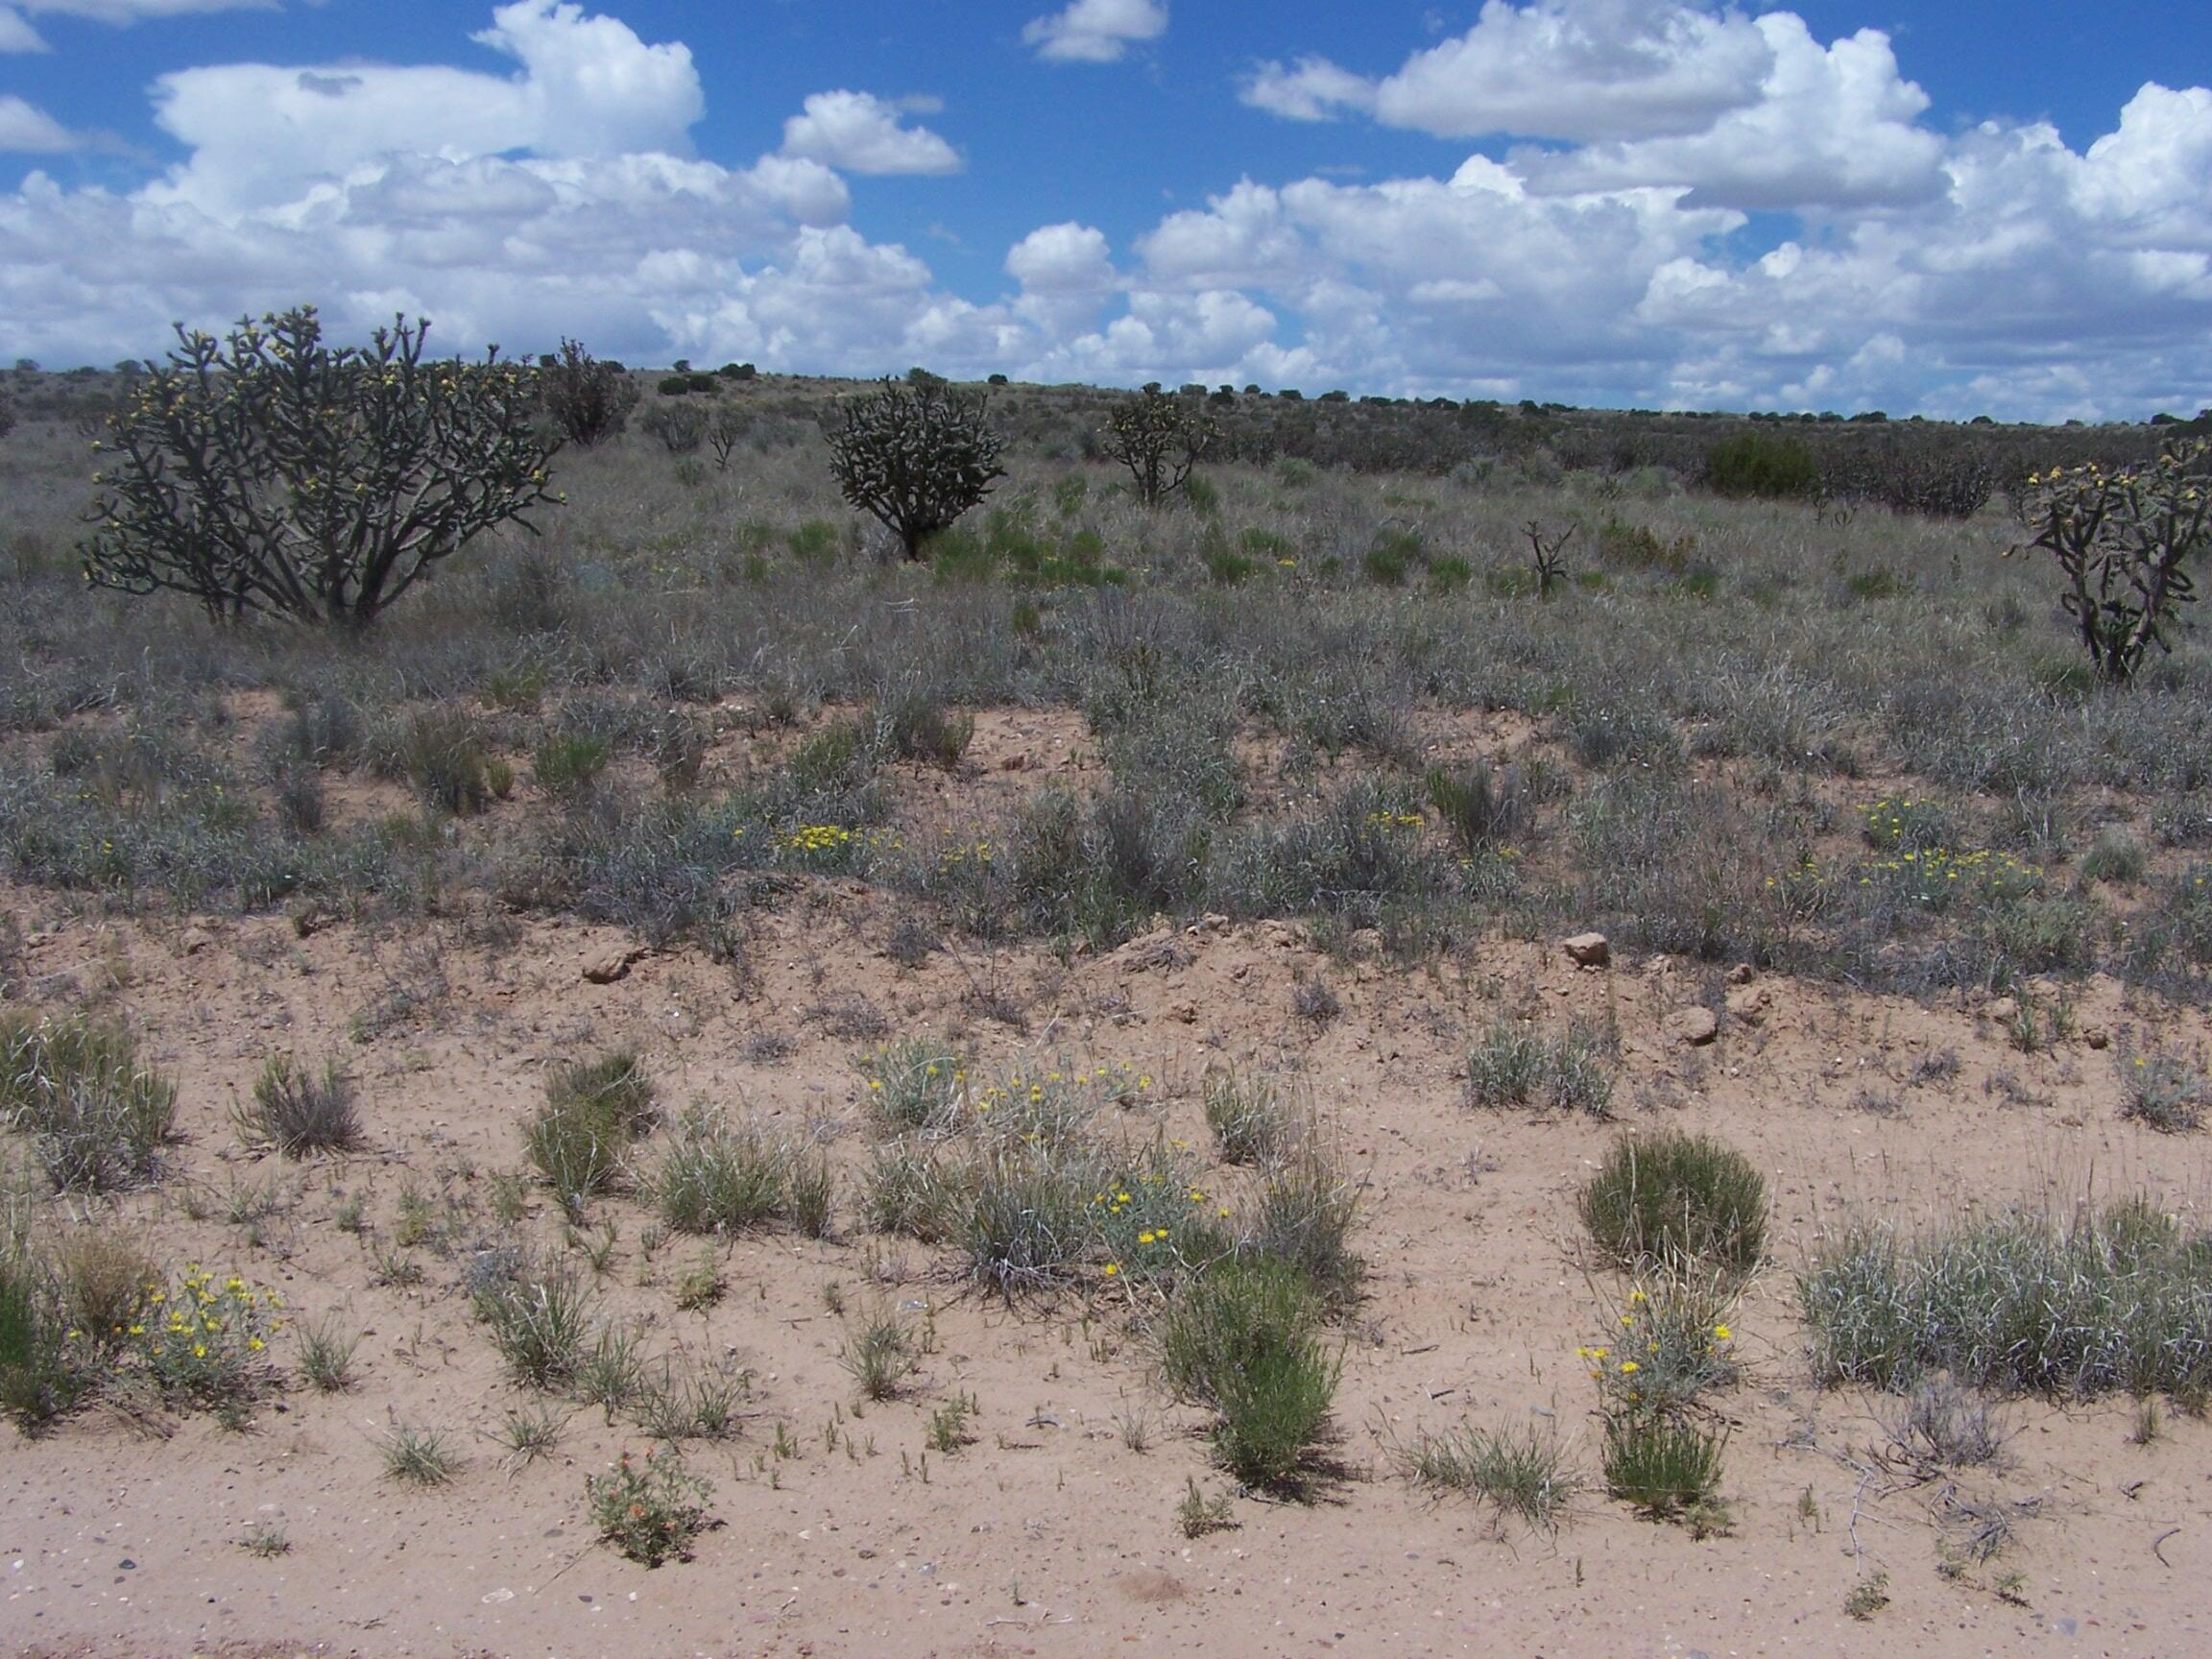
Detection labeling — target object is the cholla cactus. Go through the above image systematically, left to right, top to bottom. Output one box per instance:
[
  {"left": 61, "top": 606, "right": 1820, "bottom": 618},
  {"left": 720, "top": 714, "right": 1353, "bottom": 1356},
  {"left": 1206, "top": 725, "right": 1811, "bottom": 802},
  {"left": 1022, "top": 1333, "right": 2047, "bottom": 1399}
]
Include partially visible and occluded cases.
[
  {"left": 84, "top": 306, "right": 560, "bottom": 630},
  {"left": 539, "top": 338, "right": 637, "bottom": 446},
  {"left": 825, "top": 378, "right": 1004, "bottom": 560},
  {"left": 1102, "top": 386, "right": 1215, "bottom": 507},
  {"left": 2013, "top": 442, "right": 2210, "bottom": 682}
]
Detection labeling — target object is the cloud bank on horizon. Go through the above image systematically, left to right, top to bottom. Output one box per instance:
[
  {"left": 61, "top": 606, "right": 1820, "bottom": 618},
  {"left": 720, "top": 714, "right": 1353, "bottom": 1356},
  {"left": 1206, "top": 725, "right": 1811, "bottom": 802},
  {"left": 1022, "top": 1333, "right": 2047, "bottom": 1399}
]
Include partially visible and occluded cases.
[{"left": 0, "top": 0, "right": 2207, "bottom": 422}]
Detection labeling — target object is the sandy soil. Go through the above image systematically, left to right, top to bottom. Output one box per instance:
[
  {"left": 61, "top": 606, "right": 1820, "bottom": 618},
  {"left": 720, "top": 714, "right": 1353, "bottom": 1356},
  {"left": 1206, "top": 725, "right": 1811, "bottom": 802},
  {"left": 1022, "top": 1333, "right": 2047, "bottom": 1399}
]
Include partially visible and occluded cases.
[{"left": 6, "top": 713, "right": 2212, "bottom": 1659}]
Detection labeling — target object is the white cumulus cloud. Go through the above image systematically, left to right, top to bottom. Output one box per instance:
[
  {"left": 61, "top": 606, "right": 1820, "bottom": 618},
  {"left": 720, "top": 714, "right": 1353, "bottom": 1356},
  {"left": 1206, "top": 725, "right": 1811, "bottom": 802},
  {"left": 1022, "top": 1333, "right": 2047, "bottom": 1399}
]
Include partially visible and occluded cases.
[
  {"left": 1022, "top": 0, "right": 1166, "bottom": 65},
  {"left": 1243, "top": 0, "right": 1774, "bottom": 142},
  {"left": 0, "top": 3, "right": 974, "bottom": 375},
  {"left": 1527, "top": 16, "right": 1945, "bottom": 208},
  {"left": 781, "top": 90, "right": 961, "bottom": 176},
  {"left": 0, "top": 94, "right": 79, "bottom": 149}
]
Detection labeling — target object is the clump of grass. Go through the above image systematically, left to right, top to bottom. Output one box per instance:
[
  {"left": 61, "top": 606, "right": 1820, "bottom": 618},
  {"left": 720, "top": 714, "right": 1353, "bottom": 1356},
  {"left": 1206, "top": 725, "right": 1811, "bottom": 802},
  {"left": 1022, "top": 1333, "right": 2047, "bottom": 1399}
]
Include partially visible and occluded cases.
[
  {"left": 389, "top": 709, "right": 506, "bottom": 817},
  {"left": 530, "top": 732, "right": 612, "bottom": 798},
  {"left": 1425, "top": 761, "right": 1529, "bottom": 854},
  {"left": 2077, "top": 824, "right": 2146, "bottom": 886},
  {"left": 1, "top": 1013, "right": 177, "bottom": 1193},
  {"left": 1464, "top": 1019, "right": 1614, "bottom": 1116},
  {"left": 858, "top": 1040, "right": 968, "bottom": 1134},
  {"left": 526, "top": 1047, "right": 655, "bottom": 1215},
  {"left": 2121, "top": 1050, "right": 2206, "bottom": 1133},
  {"left": 239, "top": 1052, "right": 361, "bottom": 1156},
  {"left": 1202, "top": 1064, "right": 1299, "bottom": 1166},
  {"left": 651, "top": 1110, "right": 787, "bottom": 1234},
  {"left": 1578, "top": 1130, "right": 1767, "bottom": 1272},
  {"left": 859, "top": 1142, "right": 967, "bottom": 1242},
  {"left": 963, "top": 1144, "right": 1096, "bottom": 1297},
  {"left": 1241, "top": 1148, "right": 1361, "bottom": 1306},
  {"left": 788, "top": 1151, "right": 835, "bottom": 1239},
  {"left": 1798, "top": 1196, "right": 2212, "bottom": 1398},
  {"left": 49, "top": 1228, "right": 154, "bottom": 1356},
  {"left": 0, "top": 1249, "right": 81, "bottom": 1431},
  {"left": 672, "top": 1249, "right": 724, "bottom": 1311},
  {"left": 1158, "top": 1257, "right": 1340, "bottom": 1494},
  {"left": 473, "top": 1264, "right": 594, "bottom": 1391},
  {"left": 840, "top": 1308, "right": 919, "bottom": 1401},
  {"left": 296, "top": 1315, "right": 359, "bottom": 1394},
  {"left": 572, "top": 1323, "right": 646, "bottom": 1416},
  {"left": 633, "top": 1358, "right": 748, "bottom": 1442},
  {"left": 1885, "top": 1373, "right": 2012, "bottom": 1468},
  {"left": 926, "top": 1393, "right": 976, "bottom": 1453},
  {"left": 493, "top": 1403, "right": 566, "bottom": 1467},
  {"left": 1600, "top": 1409, "right": 1727, "bottom": 1522},
  {"left": 381, "top": 1420, "right": 458, "bottom": 1486},
  {"left": 1401, "top": 1420, "right": 1577, "bottom": 1530},
  {"left": 587, "top": 1448, "right": 712, "bottom": 1566},
  {"left": 238, "top": 1522, "right": 290, "bottom": 1558},
  {"left": 1842, "top": 1572, "right": 1890, "bottom": 1621}
]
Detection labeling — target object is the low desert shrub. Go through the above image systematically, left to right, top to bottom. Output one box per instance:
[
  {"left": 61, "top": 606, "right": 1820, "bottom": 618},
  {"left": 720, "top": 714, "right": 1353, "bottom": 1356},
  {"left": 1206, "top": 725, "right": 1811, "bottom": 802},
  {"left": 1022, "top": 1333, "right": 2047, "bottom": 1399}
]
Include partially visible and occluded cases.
[
  {"left": 1, "top": 1013, "right": 177, "bottom": 1193},
  {"left": 1465, "top": 1019, "right": 1615, "bottom": 1116},
  {"left": 240, "top": 1052, "right": 360, "bottom": 1156},
  {"left": 652, "top": 1110, "right": 787, "bottom": 1234},
  {"left": 1578, "top": 1130, "right": 1767, "bottom": 1272},
  {"left": 1798, "top": 1197, "right": 2212, "bottom": 1398},
  {"left": 1159, "top": 1257, "right": 1339, "bottom": 1492},
  {"left": 1580, "top": 1275, "right": 1741, "bottom": 1416}
]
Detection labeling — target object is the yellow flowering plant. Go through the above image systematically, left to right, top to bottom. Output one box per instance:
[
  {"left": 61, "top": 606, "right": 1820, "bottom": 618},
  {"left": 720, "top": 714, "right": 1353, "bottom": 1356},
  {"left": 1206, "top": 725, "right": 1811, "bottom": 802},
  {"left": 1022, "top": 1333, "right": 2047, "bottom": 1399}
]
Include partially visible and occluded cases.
[
  {"left": 134, "top": 1264, "right": 282, "bottom": 1408},
  {"left": 1580, "top": 1275, "right": 1739, "bottom": 1416}
]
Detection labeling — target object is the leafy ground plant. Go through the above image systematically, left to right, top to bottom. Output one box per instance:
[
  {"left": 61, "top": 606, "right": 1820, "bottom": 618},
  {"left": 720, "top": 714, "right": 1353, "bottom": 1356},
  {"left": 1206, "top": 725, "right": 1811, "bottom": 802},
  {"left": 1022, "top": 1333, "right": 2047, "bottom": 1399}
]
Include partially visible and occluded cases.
[
  {"left": 1579, "top": 1276, "right": 1740, "bottom": 1416},
  {"left": 588, "top": 1447, "right": 713, "bottom": 1565}
]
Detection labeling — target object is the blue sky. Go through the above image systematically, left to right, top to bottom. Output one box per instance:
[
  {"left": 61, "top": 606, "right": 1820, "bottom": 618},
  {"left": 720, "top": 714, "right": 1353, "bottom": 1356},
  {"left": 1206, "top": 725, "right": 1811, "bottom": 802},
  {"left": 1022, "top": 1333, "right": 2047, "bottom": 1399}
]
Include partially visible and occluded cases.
[{"left": 3, "top": 2, "right": 2209, "bottom": 420}]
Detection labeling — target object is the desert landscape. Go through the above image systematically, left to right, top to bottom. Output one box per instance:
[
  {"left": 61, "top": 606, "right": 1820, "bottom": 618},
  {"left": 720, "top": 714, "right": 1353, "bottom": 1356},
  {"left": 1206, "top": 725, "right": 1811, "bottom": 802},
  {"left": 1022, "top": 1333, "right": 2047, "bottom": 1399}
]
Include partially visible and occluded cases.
[{"left": 4, "top": 359, "right": 2212, "bottom": 1659}]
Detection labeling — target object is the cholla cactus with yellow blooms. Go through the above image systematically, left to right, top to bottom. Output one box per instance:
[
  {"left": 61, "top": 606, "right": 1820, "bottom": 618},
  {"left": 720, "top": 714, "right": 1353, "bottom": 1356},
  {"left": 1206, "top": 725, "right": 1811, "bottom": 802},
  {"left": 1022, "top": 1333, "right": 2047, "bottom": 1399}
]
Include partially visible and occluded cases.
[
  {"left": 84, "top": 305, "right": 561, "bottom": 630},
  {"left": 2012, "top": 442, "right": 2210, "bottom": 682}
]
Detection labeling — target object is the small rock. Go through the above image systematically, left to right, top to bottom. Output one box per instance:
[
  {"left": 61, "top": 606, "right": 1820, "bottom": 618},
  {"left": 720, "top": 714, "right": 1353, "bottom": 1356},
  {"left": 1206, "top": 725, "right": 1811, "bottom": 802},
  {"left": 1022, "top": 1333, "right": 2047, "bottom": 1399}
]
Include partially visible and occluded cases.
[
  {"left": 1000, "top": 752, "right": 1029, "bottom": 772},
  {"left": 1563, "top": 932, "right": 1611, "bottom": 968},
  {"left": 581, "top": 945, "right": 643, "bottom": 985},
  {"left": 1725, "top": 963, "right": 1754, "bottom": 986},
  {"left": 1723, "top": 985, "right": 1769, "bottom": 1025},
  {"left": 1166, "top": 1000, "right": 1199, "bottom": 1024},
  {"left": 1667, "top": 1006, "right": 1719, "bottom": 1046},
  {"left": 2083, "top": 1026, "right": 2110, "bottom": 1050}
]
